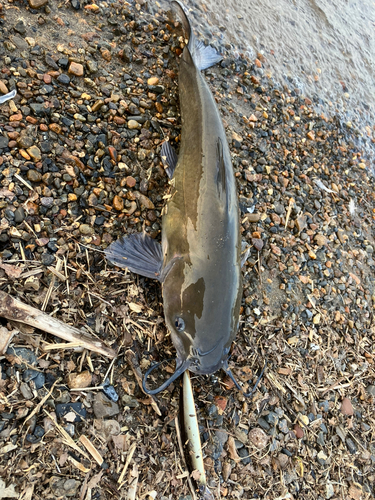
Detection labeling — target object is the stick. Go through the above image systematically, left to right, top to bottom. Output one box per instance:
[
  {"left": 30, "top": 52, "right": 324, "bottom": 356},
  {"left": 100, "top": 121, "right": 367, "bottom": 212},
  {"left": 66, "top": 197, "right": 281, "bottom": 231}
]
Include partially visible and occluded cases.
[{"left": 0, "top": 291, "right": 115, "bottom": 358}]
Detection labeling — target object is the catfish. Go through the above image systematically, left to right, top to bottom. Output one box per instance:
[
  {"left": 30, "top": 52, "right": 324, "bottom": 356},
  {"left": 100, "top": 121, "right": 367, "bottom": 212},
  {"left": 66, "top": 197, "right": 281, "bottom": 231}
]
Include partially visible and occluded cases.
[{"left": 106, "top": 1, "right": 265, "bottom": 395}]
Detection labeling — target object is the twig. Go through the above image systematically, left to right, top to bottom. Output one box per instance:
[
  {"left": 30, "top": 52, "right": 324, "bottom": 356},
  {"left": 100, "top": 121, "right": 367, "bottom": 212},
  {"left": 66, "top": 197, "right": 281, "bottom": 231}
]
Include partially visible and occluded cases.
[{"left": 0, "top": 290, "right": 116, "bottom": 358}]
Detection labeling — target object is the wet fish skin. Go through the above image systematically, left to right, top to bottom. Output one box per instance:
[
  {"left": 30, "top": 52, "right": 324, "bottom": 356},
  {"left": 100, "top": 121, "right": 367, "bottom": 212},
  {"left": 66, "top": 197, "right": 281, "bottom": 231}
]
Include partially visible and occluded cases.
[
  {"left": 106, "top": 1, "right": 241, "bottom": 389},
  {"left": 161, "top": 1, "right": 241, "bottom": 375}
]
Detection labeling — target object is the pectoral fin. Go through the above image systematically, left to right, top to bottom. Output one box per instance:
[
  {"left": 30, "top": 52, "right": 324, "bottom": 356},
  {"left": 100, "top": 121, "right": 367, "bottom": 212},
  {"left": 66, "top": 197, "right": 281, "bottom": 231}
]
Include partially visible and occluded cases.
[
  {"left": 161, "top": 140, "right": 178, "bottom": 179},
  {"left": 105, "top": 232, "right": 164, "bottom": 281}
]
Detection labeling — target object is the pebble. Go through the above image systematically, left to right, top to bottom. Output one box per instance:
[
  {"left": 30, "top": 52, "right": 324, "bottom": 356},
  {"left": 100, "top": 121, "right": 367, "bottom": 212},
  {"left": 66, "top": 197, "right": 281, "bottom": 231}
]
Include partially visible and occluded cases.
[
  {"left": 69, "top": 62, "right": 84, "bottom": 76},
  {"left": 128, "top": 120, "right": 141, "bottom": 129},
  {"left": 27, "top": 170, "right": 42, "bottom": 182},
  {"left": 113, "top": 195, "right": 124, "bottom": 211},
  {"left": 79, "top": 224, "right": 94, "bottom": 235},
  {"left": 6, "top": 347, "right": 36, "bottom": 367},
  {"left": 23, "top": 369, "right": 45, "bottom": 389},
  {"left": 66, "top": 371, "right": 92, "bottom": 389},
  {"left": 20, "top": 382, "right": 33, "bottom": 400},
  {"left": 366, "top": 385, "right": 375, "bottom": 396},
  {"left": 93, "top": 393, "right": 119, "bottom": 418},
  {"left": 121, "top": 395, "right": 140, "bottom": 408},
  {"left": 341, "top": 397, "right": 354, "bottom": 416},
  {"left": 56, "top": 402, "right": 86, "bottom": 422},
  {"left": 248, "top": 428, "right": 269, "bottom": 449},
  {"left": 346, "top": 437, "right": 357, "bottom": 454},
  {"left": 50, "top": 477, "right": 81, "bottom": 497}
]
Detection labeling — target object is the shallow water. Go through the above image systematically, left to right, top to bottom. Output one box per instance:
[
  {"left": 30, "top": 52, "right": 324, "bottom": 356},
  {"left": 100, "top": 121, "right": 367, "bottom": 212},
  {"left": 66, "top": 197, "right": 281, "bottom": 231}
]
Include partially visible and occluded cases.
[{"left": 155, "top": 0, "right": 375, "bottom": 168}]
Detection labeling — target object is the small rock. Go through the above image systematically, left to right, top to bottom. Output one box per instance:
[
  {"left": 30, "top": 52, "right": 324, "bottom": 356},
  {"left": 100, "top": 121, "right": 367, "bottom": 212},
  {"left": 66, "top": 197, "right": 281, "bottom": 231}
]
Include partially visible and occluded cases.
[
  {"left": 28, "top": 0, "right": 48, "bottom": 8},
  {"left": 69, "top": 62, "right": 84, "bottom": 76},
  {"left": 57, "top": 74, "right": 70, "bottom": 85},
  {"left": 147, "top": 76, "right": 159, "bottom": 85},
  {"left": 0, "top": 81, "right": 9, "bottom": 94},
  {"left": 128, "top": 119, "right": 141, "bottom": 129},
  {"left": 0, "top": 136, "right": 9, "bottom": 149},
  {"left": 26, "top": 145, "right": 41, "bottom": 161},
  {"left": 27, "top": 169, "right": 42, "bottom": 182},
  {"left": 126, "top": 176, "right": 136, "bottom": 188},
  {"left": 113, "top": 195, "right": 124, "bottom": 211},
  {"left": 40, "top": 197, "right": 54, "bottom": 207},
  {"left": 245, "top": 213, "right": 260, "bottom": 222},
  {"left": 296, "top": 215, "right": 307, "bottom": 232},
  {"left": 79, "top": 224, "right": 94, "bottom": 235},
  {"left": 314, "top": 234, "right": 327, "bottom": 246},
  {"left": 6, "top": 347, "right": 36, "bottom": 367},
  {"left": 23, "top": 369, "right": 45, "bottom": 389},
  {"left": 66, "top": 371, "right": 92, "bottom": 389},
  {"left": 20, "top": 382, "right": 33, "bottom": 400},
  {"left": 365, "top": 384, "right": 375, "bottom": 396},
  {"left": 93, "top": 393, "right": 119, "bottom": 418},
  {"left": 121, "top": 395, "right": 139, "bottom": 408},
  {"left": 341, "top": 397, "right": 354, "bottom": 416},
  {"left": 56, "top": 402, "right": 86, "bottom": 422},
  {"left": 100, "top": 420, "right": 121, "bottom": 440},
  {"left": 293, "top": 424, "right": 304, "bottom": 439},
  {"left": 248, "top": 428, "right": 268, "bottom": 449},
  {"left": 346, "top": 437, "right": 357, "bottom": 454},
  {"left": 238, "top": 447, "right": 251, "bottom": 465},
  {"left": 277, "top": 453, "right": 289, "bottom": 469},
  {"left": 50, "top": 477, "right": 80, "bottom": 497},
  {"left": 326, "top": 481, "right": 335, "bottom": 499}
]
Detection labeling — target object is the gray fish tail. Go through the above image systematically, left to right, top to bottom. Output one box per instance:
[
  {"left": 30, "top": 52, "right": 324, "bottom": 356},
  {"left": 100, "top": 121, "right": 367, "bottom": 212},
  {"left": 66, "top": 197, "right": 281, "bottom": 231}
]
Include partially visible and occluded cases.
[{"left": 172, "top": 0, "right": 222, "bottom": 71}]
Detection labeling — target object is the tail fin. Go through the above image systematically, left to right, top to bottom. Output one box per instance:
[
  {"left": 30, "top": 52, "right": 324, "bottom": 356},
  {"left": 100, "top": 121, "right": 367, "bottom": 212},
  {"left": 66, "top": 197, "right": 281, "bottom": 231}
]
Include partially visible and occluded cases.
[{"left": 172, "top": 1, "right": 222, "bottom": 71}]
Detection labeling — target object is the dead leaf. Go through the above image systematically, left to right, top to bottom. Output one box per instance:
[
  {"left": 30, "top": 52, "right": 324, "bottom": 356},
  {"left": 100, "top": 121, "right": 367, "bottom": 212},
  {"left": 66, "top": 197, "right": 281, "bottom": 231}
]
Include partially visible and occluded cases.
[
  {"left": 0, "top": 263, "right": 23, "bottom": 279},
  {"left": 129, "top": 302, "right": 143, "bottom": 313},
  {"left": 0, "top": 326, "right": 17, "bottom": 355},
  {"left": 227, "top": 436, "right": 241, "bottom": 463},
  {"left": 0, "top": 479, "right": 18, "bottom": 499}
]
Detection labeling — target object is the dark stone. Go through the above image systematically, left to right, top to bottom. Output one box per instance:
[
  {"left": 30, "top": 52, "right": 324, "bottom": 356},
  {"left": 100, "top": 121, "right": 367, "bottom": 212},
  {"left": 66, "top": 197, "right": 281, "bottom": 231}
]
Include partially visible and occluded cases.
[
  {"left": 70, "top": 0, "right": 80, "bottom": 10},
  {"left": 14, "top": 20, "right": 26, "bottom": 35},
  {"left": 45, "top": 54, "right": 59, "bottom": 70},
  {"left": 58, "top": 57, "right": 69, "bottom": 69},
  {"left": 57, "top": 74, "right": 70, "bottom": 85},
  {"left": 30, "top": 102, "right": 50, "bottom": 116},
  {"left": 61, "top": 116, "right": 74, "bottom": 127},
  {"left": 0, "top": 136, "right": 9, "bottom": 149},
  {"left": 40, "top": 141, "right": 52, "bottom": 153},
  {"left": 14, "top": 207, "right": 26, "bottom": 223},
  {"left": 41, "top": 253, "right": 55, "bottom": 266},
  {"left": 6, "top": 347, "right": 36, "bottom": 367},
  {"left": 23, "top": 369, "right": 45, "bottom": 389},
  {"left": 103, "top": 383, "right": 118, "bottom": 402},
  {"left": 56, "top": 402, "right": 86, "bottom": 422},
  {"left": 34, "top": 426, "right": 45, "bottom": 438},
  {"left": 26, "top": 434, "right": 41, "bottom": 443},
  {"left": 346, "top": 438, "right": 357, "bottom": 454},
  {"left": 238, "top": 447, "right": 251, "bottom": 465}
]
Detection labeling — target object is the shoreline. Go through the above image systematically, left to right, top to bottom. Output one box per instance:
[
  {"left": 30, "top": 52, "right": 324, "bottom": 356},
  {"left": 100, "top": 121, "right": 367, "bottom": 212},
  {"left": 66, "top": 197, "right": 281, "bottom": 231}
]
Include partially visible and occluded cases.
[{"left": 0, "top": 1, "right": 374, "bottom": 499}]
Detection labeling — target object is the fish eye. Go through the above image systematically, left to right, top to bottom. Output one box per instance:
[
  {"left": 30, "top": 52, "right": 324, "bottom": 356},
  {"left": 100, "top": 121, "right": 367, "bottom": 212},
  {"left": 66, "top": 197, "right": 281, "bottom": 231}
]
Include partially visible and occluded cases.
[{"left": 175, "top": 317, "right": 185, "bottom": 332}]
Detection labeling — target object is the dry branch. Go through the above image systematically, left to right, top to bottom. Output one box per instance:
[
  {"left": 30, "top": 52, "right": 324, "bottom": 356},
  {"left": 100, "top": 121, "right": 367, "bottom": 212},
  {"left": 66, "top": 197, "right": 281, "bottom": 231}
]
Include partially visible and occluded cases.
[{"left": 0, "top": 291, "right": 115, "bottom": 358}]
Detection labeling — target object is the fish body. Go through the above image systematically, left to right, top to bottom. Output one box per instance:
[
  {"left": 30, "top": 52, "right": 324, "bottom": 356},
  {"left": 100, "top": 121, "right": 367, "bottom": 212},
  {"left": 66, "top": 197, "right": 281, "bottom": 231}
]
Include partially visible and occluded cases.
[{"left": 106, "top": 1, "right": 241, "bottom": 392}]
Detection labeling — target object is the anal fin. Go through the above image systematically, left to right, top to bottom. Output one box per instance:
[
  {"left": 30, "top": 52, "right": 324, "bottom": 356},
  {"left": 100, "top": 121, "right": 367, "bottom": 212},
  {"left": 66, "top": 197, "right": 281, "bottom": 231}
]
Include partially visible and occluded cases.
[
  {"left": 161, "top": 140, "right": 178, "bottom": 179},
  {"left": 105, "top": 232, "right": 164, "bottom": 281}
]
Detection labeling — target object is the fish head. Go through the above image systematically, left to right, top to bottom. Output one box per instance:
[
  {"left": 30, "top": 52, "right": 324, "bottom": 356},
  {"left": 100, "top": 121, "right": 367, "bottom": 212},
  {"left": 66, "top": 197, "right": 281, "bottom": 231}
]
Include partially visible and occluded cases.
[{"left": 162, "top": 257, "right": 242, "bottom": 376}]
